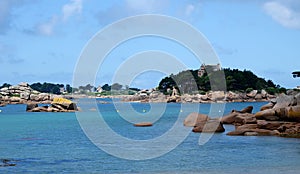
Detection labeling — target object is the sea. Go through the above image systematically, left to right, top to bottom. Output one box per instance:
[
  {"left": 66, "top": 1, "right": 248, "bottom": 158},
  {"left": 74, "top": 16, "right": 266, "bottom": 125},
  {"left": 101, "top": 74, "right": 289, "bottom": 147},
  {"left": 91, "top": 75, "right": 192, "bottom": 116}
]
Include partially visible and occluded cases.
[{"left": 1, "top": 99, "right": 300, "bottom": 174}]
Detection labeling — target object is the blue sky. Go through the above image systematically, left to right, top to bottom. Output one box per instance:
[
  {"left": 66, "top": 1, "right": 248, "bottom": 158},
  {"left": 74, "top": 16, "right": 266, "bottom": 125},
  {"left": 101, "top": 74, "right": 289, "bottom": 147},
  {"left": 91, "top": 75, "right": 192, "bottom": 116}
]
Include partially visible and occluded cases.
[{"left": 0, "top": 0, "right": 300, "bottom": 89}]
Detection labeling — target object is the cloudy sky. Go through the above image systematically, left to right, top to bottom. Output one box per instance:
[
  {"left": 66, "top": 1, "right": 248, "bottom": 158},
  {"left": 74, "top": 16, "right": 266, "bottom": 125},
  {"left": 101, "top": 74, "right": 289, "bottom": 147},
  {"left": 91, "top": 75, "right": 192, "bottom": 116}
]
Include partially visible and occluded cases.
[{"left": 0, "top": 0, "right": 300, "bottom": 89}]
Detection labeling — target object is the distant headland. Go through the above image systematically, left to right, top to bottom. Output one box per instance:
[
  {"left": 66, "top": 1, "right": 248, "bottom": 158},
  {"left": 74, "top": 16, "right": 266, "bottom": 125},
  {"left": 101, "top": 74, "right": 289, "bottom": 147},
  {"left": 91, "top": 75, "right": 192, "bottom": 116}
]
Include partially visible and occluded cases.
[{"left": 0, "top": 67, "right": 297, "bottom": 107}]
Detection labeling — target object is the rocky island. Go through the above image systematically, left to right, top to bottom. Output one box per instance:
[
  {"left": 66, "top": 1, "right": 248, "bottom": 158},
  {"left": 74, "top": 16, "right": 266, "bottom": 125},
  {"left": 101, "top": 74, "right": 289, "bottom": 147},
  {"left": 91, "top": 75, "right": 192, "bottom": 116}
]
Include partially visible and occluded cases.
[{"left": 184, "top": 91, "right": 300, "bottom": 138}]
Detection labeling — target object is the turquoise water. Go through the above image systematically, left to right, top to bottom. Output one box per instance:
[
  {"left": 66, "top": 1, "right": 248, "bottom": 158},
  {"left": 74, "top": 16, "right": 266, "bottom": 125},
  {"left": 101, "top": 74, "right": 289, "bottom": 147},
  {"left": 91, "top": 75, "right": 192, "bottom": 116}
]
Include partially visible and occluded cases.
[{"left": 1, "top": 101, "right": 300, "bottom": 173}]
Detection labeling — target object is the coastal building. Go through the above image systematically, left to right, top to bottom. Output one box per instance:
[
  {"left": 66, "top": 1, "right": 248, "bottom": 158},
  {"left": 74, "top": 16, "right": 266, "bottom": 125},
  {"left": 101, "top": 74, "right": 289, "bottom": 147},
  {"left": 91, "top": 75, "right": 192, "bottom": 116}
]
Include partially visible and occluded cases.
[
  {"left": 198, "top": 63, "right": 221, "bottom": 77},
  {"left": 96, "top": 86, "right": 103, "bottom": 93}
]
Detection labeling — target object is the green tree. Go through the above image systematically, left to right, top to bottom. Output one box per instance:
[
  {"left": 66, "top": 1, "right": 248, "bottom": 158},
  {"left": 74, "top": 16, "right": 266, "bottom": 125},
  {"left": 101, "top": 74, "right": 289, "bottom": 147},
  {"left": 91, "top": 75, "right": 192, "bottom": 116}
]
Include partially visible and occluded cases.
[
  {"left": 0, "top": 83, "right": 12, "bottom": 89},
  {"left": 111, "top": 83, "right": 122, "bottom": 90},
  {"left": 66, "top": 84, "right": 72, "bottom": 93},
  {"left": 102, "top": 84, "right": 111, "bottom": 91}
]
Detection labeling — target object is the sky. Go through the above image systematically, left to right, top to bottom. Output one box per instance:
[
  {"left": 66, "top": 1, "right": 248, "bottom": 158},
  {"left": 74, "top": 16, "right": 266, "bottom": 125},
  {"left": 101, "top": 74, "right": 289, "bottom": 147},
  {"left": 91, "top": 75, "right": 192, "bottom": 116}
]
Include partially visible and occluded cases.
[{"left": 0, "top": 0, "right": 300, "bottom": 89}]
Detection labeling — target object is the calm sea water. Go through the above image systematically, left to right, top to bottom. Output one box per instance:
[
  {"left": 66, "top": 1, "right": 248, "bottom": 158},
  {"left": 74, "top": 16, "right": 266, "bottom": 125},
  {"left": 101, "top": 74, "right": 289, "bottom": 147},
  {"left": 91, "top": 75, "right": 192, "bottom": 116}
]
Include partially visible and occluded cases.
[{"left": 1, "top": 100, "right": 300, "bottom": 173}]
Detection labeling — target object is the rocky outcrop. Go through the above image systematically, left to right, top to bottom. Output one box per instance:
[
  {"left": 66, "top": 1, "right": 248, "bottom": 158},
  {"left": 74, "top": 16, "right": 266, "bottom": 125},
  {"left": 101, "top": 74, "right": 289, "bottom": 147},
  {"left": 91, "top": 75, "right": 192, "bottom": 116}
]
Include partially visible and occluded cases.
[
  {"left": 0, "top": 82, "right": 53, "bottom": 105},
  {"left": 121, "top": 90, "right": 275, "bottom": 103},
  {"left": 227, "top": 92, "right": 300, "bottom": 138},
  {"left": 255, "top": 94, "right": 300, "bottom": 122},
  {"left": 27, "top": 98, "right": 78, "bottom": 112},
  {"left": 220, "top": 106, "right": 254, "bottom": 124},
  {"left": 184, "top": 112, "right": 209, "bottom": 127},
  {"left": 184, "top": 113, "right": 225, "bottom": 133},
  {"left": 192, "top": 119, "right": 225, "bottom": 133}
]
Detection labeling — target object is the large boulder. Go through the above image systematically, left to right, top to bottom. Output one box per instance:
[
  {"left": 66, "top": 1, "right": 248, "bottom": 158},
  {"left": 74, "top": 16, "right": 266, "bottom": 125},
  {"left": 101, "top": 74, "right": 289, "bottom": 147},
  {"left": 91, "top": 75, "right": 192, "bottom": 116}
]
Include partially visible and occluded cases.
[
  {"left": 261, "top": 89, "right": 268, "bottom": 98},
  {"left": 247, "top": 90, "right": 258, "bottom": 98},
  {"left": 208, "top": 91, "right": 225, "bottom": 101},
  {"left": 226, "top": 91, "right": 240, "bottom": 101},
  {"left": 20, "top": 92, "right": 30, "bottom": 100},
  {"left": 294, "top": 93, "right": 300, "bottom": 105},
  {"left": 254, "top": 94, "right": 263, "bottom": 100},
  {"left": 273, "top": 94, "right": 294, "bottom": 109},
  {"left": 167, "top": 95, "right": 181, "bottom": 103},
  {"left": 9, "top": 97, "right": 20, "bottom": 103},
  {"left": 51, "top": 98, "right": 78, "bottom": 111},
  {"left": 260, "top": 102, "right": 274, "bottom": 111},
  {"left": 26, "top": 103, "right": 38, "bottom": 111},
  {"left": 30, "top": 106, "right": 49, "bottom": 112},
  {"left": 221, "top": 106, "right": 254, "bottom": 124},
  {"left": 255, "top": 109, "right": 279, "bottom": 121},
  {"left": 221, "top": 112, "right": 239, "bottom": 124},
  {"left": 184, "top": 113, "right": 209, "bottom": 127},
  {"left": 192, "top": 119, "right": 225, "bottom": 133}
]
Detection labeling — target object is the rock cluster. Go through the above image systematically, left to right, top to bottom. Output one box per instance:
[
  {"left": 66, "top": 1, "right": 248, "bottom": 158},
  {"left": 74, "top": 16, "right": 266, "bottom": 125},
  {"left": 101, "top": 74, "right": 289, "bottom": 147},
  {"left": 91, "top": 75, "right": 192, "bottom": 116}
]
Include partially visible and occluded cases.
[
  {"left": 0, "top": 82, "right": 60, "bottom": 106},
  {"left": 122, "top": 90, "right": 275, "bottom": 103},
  {"left": 122, "top": 90, "right": 167, "bottom": 103},
  {"left": 180, "top": 90, "right": 274, "bottom": 103},
  {"left": 224, "top": 93, "right": 300, "bottom": 138},
  {"left": 26, "top": 98, "right": 78, "bottom": 112},
  {"left": 184, "top": 112, "right": 225, "bottom": 133}
]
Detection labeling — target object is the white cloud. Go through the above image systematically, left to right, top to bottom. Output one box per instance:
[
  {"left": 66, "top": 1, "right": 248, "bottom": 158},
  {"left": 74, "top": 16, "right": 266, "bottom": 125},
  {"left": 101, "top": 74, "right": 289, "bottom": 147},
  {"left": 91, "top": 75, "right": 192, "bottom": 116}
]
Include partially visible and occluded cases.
[
  {"left": 37, "top": 0, "right": 83, "bottom": 36},
  {"left": 62, "top": 0, "right": 82, "bottom": 21},
  {"left": 263, "top": 0, "right": 300, "bottom": 29},
  {"left": 185, "top": 4, "right": 195, "bottom": 17},
  {"left": 37, "top": 15, "right": 59, "bottom": 36}
]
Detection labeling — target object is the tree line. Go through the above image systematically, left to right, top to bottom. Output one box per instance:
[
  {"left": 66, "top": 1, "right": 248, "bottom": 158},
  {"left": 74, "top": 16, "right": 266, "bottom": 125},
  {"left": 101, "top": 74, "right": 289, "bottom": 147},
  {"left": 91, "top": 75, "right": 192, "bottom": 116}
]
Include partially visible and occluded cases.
[{"left": 158, "top": 68, "right": 286, "bottom": 95}]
